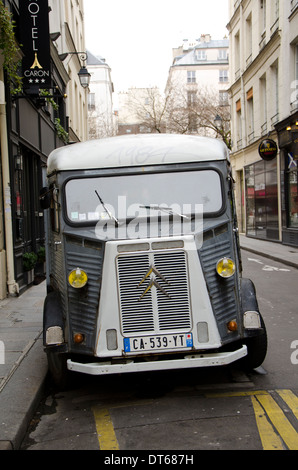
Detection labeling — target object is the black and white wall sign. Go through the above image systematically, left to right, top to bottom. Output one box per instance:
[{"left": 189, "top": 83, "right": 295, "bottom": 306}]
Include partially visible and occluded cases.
[{"left": 19, "top": 0, "right": 51, "bottom": 90}]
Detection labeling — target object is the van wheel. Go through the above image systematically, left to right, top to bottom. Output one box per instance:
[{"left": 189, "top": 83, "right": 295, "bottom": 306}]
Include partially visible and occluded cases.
[
  {"left": 241, "top": 315, "right": 268, "bottom": 370},
  {"left": 46, "top": 350, "right": 69, "bottom": 390}
]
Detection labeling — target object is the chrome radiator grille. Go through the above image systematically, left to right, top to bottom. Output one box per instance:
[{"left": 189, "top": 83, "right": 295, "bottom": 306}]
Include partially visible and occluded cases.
[{"left": 117, "top": 250, "right": 192, "bottom": 335}]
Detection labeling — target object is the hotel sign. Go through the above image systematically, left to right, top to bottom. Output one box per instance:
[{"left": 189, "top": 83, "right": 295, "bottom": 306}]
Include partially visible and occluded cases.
[{"left": 19, "top": 0, "right": 51, "bottom": 90}]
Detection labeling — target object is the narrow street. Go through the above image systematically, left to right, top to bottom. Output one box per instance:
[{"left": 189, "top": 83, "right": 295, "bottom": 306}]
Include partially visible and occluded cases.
[
  {"left": 0, "top": 0, "right": 298, "bottom": 457},
  {"left": 20, "top": 251, "right": 298, "bottom": 451}
]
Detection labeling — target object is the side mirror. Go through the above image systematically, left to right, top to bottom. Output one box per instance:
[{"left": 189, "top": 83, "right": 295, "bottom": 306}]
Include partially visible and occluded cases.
[{"left": 39, "top": 187, "right": 51, "bottom": 210}]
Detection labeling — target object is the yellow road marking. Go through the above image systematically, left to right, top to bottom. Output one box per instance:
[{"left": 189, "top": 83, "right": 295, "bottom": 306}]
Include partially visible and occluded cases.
[
  {"left": 206, "top": 389, "right": 298, "bottom": 450},
  {"left": 277, "top": 389, "right": 298, "bottom": 420},
  {"left": 92, "top": 390, "right": 298, "bottom": 451},
  {"left": 205, "top": 390, "right": 268, "bottom": 398},
  {"left": 256, "top": 393, "right": 298, "bottom": 451},
  {"left": 251, "top": 396, "right": 284, "bottom": 450},
  {"left": 92, "top": 407, "right": 119, "bottom": 451}
]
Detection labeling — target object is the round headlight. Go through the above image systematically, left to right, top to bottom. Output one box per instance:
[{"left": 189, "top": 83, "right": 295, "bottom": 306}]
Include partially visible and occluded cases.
[
  {"left": 216, "top": 257, "right": 236, "bottom": 278},
  {"left": 68, "top": 268, "right": 88, "bottom": 288}
]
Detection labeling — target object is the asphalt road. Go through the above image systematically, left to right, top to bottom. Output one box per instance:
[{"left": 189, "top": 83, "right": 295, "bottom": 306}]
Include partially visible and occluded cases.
[
  {"left": 20, "top": 250, "right": 298, "bottom": 451},
  {"left": 241, "top": 250, "right": 298, "bottom": 390}
]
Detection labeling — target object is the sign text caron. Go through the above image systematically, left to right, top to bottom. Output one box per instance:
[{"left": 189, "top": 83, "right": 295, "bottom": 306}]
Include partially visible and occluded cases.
[{"left": 19, "top": 0, "right": 51, "bottom": 90}]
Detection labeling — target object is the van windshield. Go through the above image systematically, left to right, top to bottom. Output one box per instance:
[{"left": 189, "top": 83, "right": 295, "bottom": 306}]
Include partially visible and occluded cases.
[{"left": 65, "top": 170, "right": 223, "bottom": 224}]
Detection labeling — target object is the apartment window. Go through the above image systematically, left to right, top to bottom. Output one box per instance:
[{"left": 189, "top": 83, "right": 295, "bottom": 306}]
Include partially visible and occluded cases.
[
  {"left": 259, "top": 0, "right": 267, "bottom": 49},
  {"left": 260, "top": 0, "right": 266, "bottom": 32},
  {"left": 270, "top": 0, "right": 279, "bottom": 35},
  {"left": 245, "top": 14, "right": 252, "bottom": 66},
  {"left": 234, "top": 31, "right": 240, "bottom": 79},
  {"left": 296, "top": 45, "right": 298, "bottom": 81},
  {"left": 291, "top": 46, "right": 298, "bottom": 112},
  {"left": 196, "top": 50, "right": 206, "bottom": 61},
  {"left": 218, "top": 50, "right": 227, "bottom": 60},
  {"left": 270, "top": 61, "right": 279, "bottom": 124},
  {"left": 219, "top": 70, "right": 229, "bottom": 82},
  {"left": 187, "top": 71, "right": 196, "bottom": 83},
  {"left": 260, "top": 75, "right": 267, "bottom": 135},
  {"left": 246, "top": 88, "right": 254, "bottom": 143},
  {"left": 187, "top": 91, "right": 197, "bottom": 105},
  {"left": 219, "top": 91, "right": 229, "bottom": 105},
  {"left": 88, "top": 93, "right": 95, "bottom": 111},
  {"left": 236, "top": 100, "right": 242, "bottom": 149},
  {"left": 188, "top": 113, "right": 198, "bottom": 133}
]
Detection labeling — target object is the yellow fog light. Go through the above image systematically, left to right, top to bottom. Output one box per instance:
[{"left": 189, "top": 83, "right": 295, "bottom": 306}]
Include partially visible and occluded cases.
[
  {"left": 216, "top": 257, "right": 236, "bottom": 278},
  {"left": 68, "top": 268, "right": 88, "bottom": 288}
]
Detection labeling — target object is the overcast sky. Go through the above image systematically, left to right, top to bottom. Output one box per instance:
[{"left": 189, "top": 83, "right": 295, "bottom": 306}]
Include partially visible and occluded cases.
[{"left": 84, "top": 0, "right": 229, "bottom": 93}]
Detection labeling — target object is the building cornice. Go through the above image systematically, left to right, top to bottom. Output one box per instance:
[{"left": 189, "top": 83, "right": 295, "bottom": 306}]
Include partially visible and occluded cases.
[{"left": 275, "top": 110, "right": 298, "bottom": 131}]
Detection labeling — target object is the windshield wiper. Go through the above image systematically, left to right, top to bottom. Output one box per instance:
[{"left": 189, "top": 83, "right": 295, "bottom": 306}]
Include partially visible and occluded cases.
[
  {"left": 95, "top": 190, "right": 119, "bottom": 225},
  {"left": 139, "top": 205, "right": 191, "bottom": 220}
]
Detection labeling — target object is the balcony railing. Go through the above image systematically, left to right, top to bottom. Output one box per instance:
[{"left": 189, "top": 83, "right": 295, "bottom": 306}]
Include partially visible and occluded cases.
[
  {"left": 234, "top": 0, "right": 241, "bottom": 11},
  {"left": 291, "top": 0, "right": 298, "bottom": 14},
  {"left": 270, "top": 18, "right": 279, "bottom": 37},
  {"left": 259, "top": 31, "right": 266, "bottom": 51},
  {"left": 246, "top": 54, "right": 252, "bottom": 68},
  {"left": 290, "top": 101, "right": 298, "bottom": 114},
  {"left": 271, "top": 113, "right": 279, "bottom": 127},
  {"left": 261, "top": 122, "right": 268, "bottom": 136},
  {"left": 248, "top": 131, "right": 255, "bottom": 144},
  {"left": 237, "top": 138, "right": 243, "bottom": 150}
]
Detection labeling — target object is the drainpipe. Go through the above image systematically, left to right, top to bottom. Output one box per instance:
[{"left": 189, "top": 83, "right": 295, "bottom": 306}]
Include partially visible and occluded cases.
[{"left": 0, "top": 69, "right": 19, "bottom": 296}]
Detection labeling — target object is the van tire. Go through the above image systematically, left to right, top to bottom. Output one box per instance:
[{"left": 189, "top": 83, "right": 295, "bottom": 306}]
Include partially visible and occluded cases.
[
  {"left": 240, "top": 314, "right": 268, "bottom": 371},
  {"left": 47, "top": 350, "right": 69, "bottom": 390}
]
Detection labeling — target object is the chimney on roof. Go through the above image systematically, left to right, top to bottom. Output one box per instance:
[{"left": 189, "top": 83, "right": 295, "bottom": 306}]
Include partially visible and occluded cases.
[
  {"left": 200, "top": 34, "right": 211, "bottom": 43},
  {"left": 183, "top": 39, "right": 189, "bottom": 51}
]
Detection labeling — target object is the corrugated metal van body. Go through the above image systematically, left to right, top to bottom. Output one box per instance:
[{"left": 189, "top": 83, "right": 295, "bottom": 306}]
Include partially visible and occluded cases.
[
  {"left": 43, "top": 135, "right": 263, "bottom": 377},
  {"left": 46, "top": 156, "right": 241, "bottom": 359}
]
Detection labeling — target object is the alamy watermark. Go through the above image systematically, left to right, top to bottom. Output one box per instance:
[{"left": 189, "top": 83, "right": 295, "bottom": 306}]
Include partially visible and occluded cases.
[
  {"left": 94, "top": 197, "right": 204, "bottom": 248},
  {"left": 291, "top": 340, "right": 298, "bottom": 365},
  {"left": 0, "top": 341, "right": 4, "bottom": 365}
]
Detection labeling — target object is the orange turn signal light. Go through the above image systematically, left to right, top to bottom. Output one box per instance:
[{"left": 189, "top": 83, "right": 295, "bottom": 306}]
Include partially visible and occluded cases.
[
  {"left": 227, "top": 320, "right": 238, "bottom": 332},
  {"left": 74, "top": 333, "right": 85, "bottom": 344}
]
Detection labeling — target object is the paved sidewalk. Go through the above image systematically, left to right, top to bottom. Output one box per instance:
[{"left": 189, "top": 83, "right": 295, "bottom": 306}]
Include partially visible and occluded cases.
[
  {"left": 240, "top": 234, "right": 298, "bottom": 269},
  {"left": 0, "top": 235, "right": 297, "bottom": 450},
  {"left": 0, "top": 281, "right": 47, "bottom": 450}
]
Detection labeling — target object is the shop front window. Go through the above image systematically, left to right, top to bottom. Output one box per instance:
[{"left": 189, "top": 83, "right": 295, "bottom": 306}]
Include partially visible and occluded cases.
[
  {"left": 287, "top": 153, "right": 298, "bottom": 228},
  {"left": 245, "top": 159, "right": 279, "bottom": 240},
  {"left": 246, "top": 165, "right": 255, "bottom": 236}
]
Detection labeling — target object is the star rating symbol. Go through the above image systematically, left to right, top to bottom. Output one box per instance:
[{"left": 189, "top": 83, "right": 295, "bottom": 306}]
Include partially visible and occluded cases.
[{"left": 28, "top": 78, "right": 46, "bottom": 84}]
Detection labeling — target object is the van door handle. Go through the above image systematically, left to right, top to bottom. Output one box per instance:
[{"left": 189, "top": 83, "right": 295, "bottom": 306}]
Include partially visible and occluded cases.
[{"left": 54, "top": 241, "right": 62, "bottom": 251}]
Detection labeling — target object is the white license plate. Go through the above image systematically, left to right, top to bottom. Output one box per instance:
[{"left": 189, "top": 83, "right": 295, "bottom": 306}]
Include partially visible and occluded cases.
[{"left": 124, "top": 333, "right": 193, "bottom": 353}]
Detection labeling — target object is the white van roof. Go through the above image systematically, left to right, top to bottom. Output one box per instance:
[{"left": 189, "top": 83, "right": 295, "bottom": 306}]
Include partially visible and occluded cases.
[{"left": 47, "top": 134, "right": 229, "bottom": 174}]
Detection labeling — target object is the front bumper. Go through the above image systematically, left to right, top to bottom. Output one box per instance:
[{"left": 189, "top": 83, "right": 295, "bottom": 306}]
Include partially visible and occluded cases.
[{"left": 67, "top": 345, "right": 247, "bottom": 376}]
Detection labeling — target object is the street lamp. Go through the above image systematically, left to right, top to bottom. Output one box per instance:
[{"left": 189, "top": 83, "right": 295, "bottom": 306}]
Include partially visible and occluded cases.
[
  {"left": 59, "top": 52, "right": 91, "bottom": 88},
  {"left": 77, "top": 66, "right": 91, "bottom": 89},
  {"left": 214, "top": 114, "right": 222, "bottom": 129}
]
